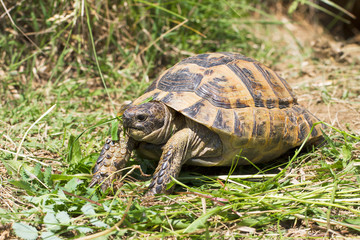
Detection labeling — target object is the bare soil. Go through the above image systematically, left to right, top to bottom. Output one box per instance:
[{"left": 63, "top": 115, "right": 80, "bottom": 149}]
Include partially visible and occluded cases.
[{"left": 263, "top": 14, "right": 360, "bottom": 134}]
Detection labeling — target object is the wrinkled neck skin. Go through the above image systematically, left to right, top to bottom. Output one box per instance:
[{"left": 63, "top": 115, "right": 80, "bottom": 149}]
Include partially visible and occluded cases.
[{"left": 137, "top": 103, "right": 183, "bottom": 145}]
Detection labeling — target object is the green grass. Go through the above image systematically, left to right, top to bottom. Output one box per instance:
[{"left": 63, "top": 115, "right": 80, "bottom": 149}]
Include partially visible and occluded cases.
[{"left": 1, "top": 0, "right": 360, "bottom": 239}]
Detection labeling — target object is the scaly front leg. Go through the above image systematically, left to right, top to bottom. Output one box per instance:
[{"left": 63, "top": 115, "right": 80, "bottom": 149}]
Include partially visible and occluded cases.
[
  {"left": 146, "top": 121, "right": 222, "bottom": 196},
  {"left": 146, "top": 128, "right": 192, "bottom": 195},
  {"left": 89, "top": 131, "right": 136, "bottom": 192}
]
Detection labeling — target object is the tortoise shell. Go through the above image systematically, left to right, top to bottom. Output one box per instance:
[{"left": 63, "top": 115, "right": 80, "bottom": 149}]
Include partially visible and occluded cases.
[{"left": 131, "top": 52, "right": 324, "bottom": 165}]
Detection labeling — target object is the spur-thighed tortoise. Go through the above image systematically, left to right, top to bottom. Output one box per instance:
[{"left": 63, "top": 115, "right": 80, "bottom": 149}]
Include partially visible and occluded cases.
[{"left": 89, "top": 52, "right": 324, "bottom": 195}]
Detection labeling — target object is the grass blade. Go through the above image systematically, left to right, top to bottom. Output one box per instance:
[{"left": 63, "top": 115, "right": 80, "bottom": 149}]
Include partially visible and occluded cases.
[{"left": 183, "top": 206, "right": 221, "bottom": 233}]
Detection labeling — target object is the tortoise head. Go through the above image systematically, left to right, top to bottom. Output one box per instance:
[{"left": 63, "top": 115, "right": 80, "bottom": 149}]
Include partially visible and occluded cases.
[{"left": 123, "top": 101, "right": 167, "bottom": 142}]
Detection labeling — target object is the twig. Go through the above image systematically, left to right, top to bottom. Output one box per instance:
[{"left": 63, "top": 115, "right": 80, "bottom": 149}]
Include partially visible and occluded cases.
[
  {"left": 0, "top": 0, "right": 44, "bottom": 53},
  {"left": 0, "top": 0, "right": 24, "bottom": 18},
  {"left": 139, "top": 19, "right": 188, "bottom": 56},
  {"left": 14, "top": 104, "right": 56, "bottom": 166},
  {"left": 2, "top": 134, "right": 17, "bottom": 148},
  {"left": 0, "top": 148, "right": 50, "bottom": 167},
  {"left": 63, "top": 190, "right": 102, "bottom": 207},
  {"left": 179, "top": 191, "right": 242, "bottom": 217},
  {"left": 180, "top": 191, "right": 229, "bottom": 204},
  {"left": 294, "top": 213, "right": 360, "bottom": 231}
]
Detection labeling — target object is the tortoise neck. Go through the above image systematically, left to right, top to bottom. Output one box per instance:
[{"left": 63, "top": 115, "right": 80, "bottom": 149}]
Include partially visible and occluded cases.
[{"left": 141, "top": 103, "right": 183, "bottom": 145}]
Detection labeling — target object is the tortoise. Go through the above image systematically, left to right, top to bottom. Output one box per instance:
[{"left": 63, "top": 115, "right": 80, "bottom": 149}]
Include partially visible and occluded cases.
[{"left": 89, "top": 52, "right": 324, "bottom": 195}]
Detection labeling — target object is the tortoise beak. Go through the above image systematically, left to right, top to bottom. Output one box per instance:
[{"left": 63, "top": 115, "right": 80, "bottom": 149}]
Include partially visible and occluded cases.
[
  {"left": 123, "top": 110, "right": 133, "bottom": 129},
  {"left": 123, "top": 110, "right": 144, "bottom": 132}
]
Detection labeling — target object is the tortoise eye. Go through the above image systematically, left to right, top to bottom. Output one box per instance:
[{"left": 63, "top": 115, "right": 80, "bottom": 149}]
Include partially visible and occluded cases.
[{"left": 136, "top": 114, "right": 147, "bottom": 122}]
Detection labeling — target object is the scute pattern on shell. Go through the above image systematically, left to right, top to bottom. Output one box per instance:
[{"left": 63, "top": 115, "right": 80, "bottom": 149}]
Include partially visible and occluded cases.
[
  {"left": 131, "top": 52, "right": 324, "bottom": 165},
  {"left": 133, "top": 53, "right": 300, "bottom": 134}
]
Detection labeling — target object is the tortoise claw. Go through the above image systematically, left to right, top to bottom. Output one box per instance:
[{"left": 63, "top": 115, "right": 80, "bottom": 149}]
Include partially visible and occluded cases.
[
  {"left": 89, "top": 170, "right": 113, "bottom": 191},
  {"left": 88, "top": 172, "right": 111, "bottom": 191},
  {"left": 88, "top": 174, "right": 100, "bottom": 188}
]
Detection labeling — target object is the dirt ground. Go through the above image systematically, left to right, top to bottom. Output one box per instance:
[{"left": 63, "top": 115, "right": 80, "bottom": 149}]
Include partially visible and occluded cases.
[{"left": 263, "top": 15, "right": 360, "bottom": 135}]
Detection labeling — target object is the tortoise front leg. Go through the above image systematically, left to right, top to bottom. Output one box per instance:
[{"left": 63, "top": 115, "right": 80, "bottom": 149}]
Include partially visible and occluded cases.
[
  {"left": 146, "top": 122, "right": 222, "bottom": 195},
  {"left": 146, "top": 128, "right": 191, "bottom": 195},
  {"left": 89, "top": 131, "right": 136, "bottom": 192}
]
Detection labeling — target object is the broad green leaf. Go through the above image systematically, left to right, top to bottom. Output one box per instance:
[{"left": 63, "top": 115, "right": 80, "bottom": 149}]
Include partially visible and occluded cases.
[
  {"left": 68, "top": 134, "right": 82, "bottom": 164},
  {"left": 341, "top": 144, "right": 352, "bottom": 162},
  {"left": 1, "top": 158, "right": 23, "bottom": 176},
  {"left": 33, "top": 163, "right": 42, "bottom": 180},
  {"left": 44, "top": 166, "right": 53, "bottom": 185},
  {"left": 63, "top": 178, "right": 83, "bottom": 192},
  {"left": 9, "top": 180, "right": 35, "bottom": 194},
  {"left": 57, "top": 189, "right": 68, "bottom": 200},
  {"left": 23, "top": 195, "right": 43, "bottom": 205},
  {"left": 54, "top": 199, "right": 66, "bottom": 206},
  {"left": 81, "top": 203, "right": 96, "bottom": 216},
  {"left": 81, "top": 203, "right": 109, "bottom": 228},
  {"left": 43, "top": 204, "right": 56, "bottom": 213},
  {"left": 68, "top": 206, "right": 78, "bottom": 212},
  {"left": 183, "top": 206, "right": 221, "bottom": 233},
  {"left": 56, "top": 211, "right": 71, "bottom": 225},
  {"left": 44, "top": 212, "right": 61, "bottom": 231},
  {"left": 90, "top": 218, "right": 109, "bottom": 228},
  {"left": 13, "top": 222, "right": 38, "bottom": 240}
]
